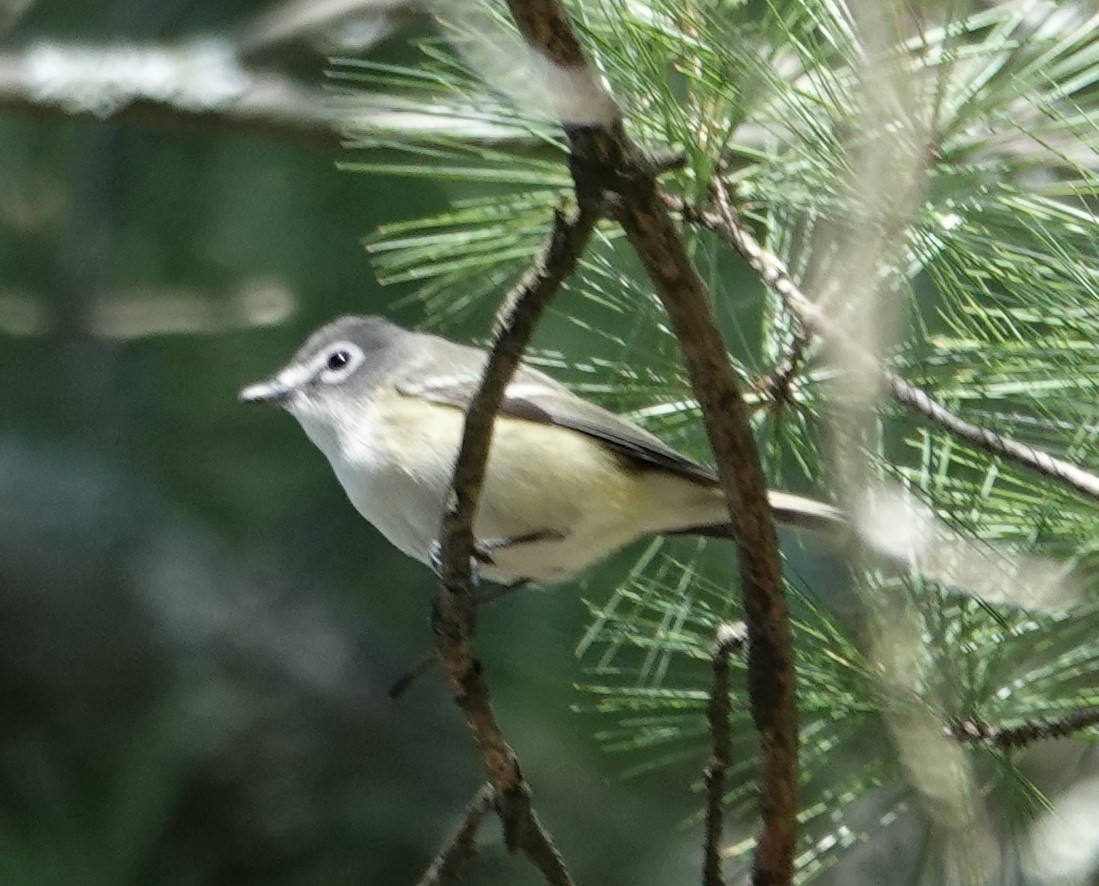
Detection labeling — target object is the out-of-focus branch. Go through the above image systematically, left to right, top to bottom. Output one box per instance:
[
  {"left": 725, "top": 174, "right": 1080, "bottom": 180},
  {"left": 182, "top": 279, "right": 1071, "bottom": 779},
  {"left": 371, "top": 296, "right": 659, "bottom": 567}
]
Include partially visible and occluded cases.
[
  {"left": 237, "top": 0, "right": 422, "bottom": 62},
  {"left": 503, "top": 4, "right": 798, "bottom": 884},
  {"left": 0, "top": 39, "right": 557, "bottom": 150},
  {"left": 0, "top": 40, "right": 342, "bottom": 148},
  {"left": 673, "top": 183, "right": 1099, "bottom": 506},
  {"left": 434, "top": 203, "right": 598, "bottom": 886},
  {"left": 703, "top": 622, "right": 749, "bottom": 886},
  {"left": 948, "top": 707, "right": 1099, "bottom": 752},
  {"left": 415, "top": 783, "right": 496, "bottom": 886}
]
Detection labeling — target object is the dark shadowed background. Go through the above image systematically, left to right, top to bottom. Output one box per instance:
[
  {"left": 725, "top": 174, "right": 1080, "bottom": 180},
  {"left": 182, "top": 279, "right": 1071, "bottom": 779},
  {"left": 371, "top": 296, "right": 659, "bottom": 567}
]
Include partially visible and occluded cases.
[{"left": 0, "top": 1, "right": 728, "bottom": 883}]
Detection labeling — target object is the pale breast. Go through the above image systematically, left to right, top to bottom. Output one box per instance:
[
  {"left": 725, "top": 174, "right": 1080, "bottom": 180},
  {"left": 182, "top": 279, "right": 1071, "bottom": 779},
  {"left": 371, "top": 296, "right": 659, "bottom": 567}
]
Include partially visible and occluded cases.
[
  {"left": 313, "top": 391, "right": 713, "bottom": 585},
  {"left": 327, "top": 395, "right": 453, "bottom": 565}
]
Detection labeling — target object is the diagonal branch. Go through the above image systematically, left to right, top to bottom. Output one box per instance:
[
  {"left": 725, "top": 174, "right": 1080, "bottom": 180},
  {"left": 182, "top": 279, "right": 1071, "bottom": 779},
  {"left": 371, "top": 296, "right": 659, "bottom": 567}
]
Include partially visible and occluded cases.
[
  {"left": 504, "top": 3, "right": 798, "bottom": 883},
  {"left": 682, "top": 181, "right": 1099, "bottom": 506},
  {"left": 616, "top": 183, "right": 797, "bottom": 886},
  {"left": 434, "top": 202, "right": 598, "bottom": 886},
  {"left": 753, "top": 330, "right": 809, "bottom": 410},
  {"left": 882, "top": 378, "right": 1099, "bottom": 503},
  {"left": 947, "top": 706, "right": 1099, "bottom": 752},
  {"left": 416, "top": 783, "right": 496, "bottom": 886}
]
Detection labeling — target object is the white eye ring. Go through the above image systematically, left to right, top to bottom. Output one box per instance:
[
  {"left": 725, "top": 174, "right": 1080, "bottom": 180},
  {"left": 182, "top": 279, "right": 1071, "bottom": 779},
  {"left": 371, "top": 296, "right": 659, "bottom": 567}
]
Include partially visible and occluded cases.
[{"left": 317, "top": 341, "right": 364, "bottom": 383}]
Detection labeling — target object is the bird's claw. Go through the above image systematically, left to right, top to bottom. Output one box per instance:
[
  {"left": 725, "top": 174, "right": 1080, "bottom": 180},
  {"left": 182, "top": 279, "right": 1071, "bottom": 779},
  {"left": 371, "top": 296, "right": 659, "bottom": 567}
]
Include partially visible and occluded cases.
[{"left": 428, "top": 539, "right": 495, "bottom": 585}]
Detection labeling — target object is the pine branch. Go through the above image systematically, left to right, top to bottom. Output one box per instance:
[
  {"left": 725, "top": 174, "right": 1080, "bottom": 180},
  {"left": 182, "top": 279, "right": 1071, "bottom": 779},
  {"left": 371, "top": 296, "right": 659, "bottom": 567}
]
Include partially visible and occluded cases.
[
  {"left": 675, "top": 181, "right": 1099, "bottom": 506},
  {"left": 620, "top": 192, "right": 797, "bottom": 886},
  {"left": 434, "top": 203, "right": 598, "bottom": 886},
  {"left": 753, "top": 331, "right": 809, "bottom": 410},
  {"left": 947, "top": 706, "right": 1099, "bottom": 752}
]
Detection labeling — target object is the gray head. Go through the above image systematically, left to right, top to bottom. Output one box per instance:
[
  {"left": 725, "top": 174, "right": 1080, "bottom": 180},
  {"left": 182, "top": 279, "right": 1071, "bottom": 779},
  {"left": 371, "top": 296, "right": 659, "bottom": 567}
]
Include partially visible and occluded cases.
[{"left": 239, "top": 315, "right": 411, "bottom": 414}]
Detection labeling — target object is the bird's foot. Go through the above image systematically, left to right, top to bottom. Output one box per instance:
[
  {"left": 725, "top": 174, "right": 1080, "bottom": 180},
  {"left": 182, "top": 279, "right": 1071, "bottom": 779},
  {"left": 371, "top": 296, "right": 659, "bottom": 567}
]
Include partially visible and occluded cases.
[
  {"left": 428, "top": 529, "right": 565, "bottom": 584},
  {"left": 427, "top": 539, "right": 496, "bottom": 585}
]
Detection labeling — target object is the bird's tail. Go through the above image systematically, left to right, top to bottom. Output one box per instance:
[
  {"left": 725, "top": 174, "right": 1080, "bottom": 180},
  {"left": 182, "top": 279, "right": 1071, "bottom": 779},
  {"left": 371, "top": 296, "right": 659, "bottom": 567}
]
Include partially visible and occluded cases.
[
  {"left": 667, "top": 488, "right": 1076, "bottom": 611},
  {"left": 665, "top": 489, "right": 846, "bottom": 539}
]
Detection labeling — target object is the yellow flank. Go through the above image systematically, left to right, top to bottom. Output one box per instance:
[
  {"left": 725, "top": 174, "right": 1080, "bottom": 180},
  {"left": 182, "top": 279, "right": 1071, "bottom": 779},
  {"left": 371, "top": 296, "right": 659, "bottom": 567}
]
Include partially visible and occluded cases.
[{"left": 375, "top": 394, "right": 651, "bottom": 539}]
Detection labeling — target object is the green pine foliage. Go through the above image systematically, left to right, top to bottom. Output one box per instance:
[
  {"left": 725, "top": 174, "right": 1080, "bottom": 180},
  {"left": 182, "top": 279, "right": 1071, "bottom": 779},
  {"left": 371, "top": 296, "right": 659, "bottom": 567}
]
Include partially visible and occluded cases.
[{"left": 341, "top": 1, "right": 1099, "bottom": 881}]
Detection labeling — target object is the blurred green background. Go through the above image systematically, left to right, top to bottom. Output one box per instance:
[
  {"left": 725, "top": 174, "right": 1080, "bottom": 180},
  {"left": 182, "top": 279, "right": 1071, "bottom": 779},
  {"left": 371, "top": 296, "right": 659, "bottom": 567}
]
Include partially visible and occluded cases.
[
  {"left": 15, "top": 0, "right": 1099, "bottom": 882},
  {"left": 0, "top": 1, "right": 727, "bottom": 884}
]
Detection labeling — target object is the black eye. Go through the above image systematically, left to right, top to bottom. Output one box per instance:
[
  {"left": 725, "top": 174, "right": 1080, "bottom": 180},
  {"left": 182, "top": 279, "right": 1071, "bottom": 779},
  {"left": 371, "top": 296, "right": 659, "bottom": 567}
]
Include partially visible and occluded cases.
[{"left": 326, "top": 350, "right": 350, "bottom": 372}]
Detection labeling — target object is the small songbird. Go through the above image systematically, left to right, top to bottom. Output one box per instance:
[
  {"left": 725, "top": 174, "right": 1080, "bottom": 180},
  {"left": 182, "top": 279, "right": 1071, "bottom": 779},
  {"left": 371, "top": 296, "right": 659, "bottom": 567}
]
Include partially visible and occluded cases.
[{"left": 239, "top": 315, "right": 842, "bottom": 585}]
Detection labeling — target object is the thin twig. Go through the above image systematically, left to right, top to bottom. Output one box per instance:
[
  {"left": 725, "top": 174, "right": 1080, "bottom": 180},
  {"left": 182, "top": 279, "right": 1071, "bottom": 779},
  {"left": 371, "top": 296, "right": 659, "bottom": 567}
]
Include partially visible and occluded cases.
[
  {"left": 682, "top": 181, "right": 1099, "bottom": 506},
  {"left": 665, "top": 194, "right": 807, "bottom": 410},
  {"left": 434, "top": 203, "right": 598, "bottom": 886},
  {"left": 754, "top": 331, "right": 809, "bottom": 410},
  {"left": 882, "top": 377, "right": 1099, "bottom": 502},
  {"left": 704, "top": 622, "right": 749, "bottom": 886},
  {"left": 389, "top": 650, "right": 439, "bottom": 699},
  {"left": 947, "top": 706, "right": 1099, "bottom": 752},
  {"left": 416, "top": 783, "right": 496, "bottom": 886}
]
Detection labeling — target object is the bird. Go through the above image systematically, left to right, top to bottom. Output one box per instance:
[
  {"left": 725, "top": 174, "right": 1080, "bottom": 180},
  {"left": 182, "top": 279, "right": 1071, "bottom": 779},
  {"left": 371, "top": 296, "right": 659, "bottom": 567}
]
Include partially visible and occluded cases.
[{"left": 239, "top": 315, "right": 842, "bottom": 586}]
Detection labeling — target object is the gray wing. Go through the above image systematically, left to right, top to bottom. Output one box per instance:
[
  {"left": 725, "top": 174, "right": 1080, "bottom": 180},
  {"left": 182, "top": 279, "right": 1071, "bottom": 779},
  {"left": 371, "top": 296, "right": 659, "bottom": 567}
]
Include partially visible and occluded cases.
[{"left": 395, "top": 355, "right": 719, "bottom": 487}]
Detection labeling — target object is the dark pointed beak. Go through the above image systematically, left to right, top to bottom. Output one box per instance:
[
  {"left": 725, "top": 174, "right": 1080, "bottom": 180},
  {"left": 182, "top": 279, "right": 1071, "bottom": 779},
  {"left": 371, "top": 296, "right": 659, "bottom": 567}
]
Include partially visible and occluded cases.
[{"left": 238, "top": 377, "right": 293, "bottom": 405}]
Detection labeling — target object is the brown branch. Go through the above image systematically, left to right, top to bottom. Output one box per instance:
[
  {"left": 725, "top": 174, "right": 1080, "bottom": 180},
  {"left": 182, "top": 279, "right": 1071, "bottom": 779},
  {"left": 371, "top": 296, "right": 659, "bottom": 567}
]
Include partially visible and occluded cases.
[
  {"left": 504, "top": 4, "right": 799, "bottom": 884},
  {"left": 682, "top": 181, "right": 1099, "bottom": 506},
  {"left": 619, "top": 187, "right": 797, "bottom": 886},
  {"left": 668, "top": 192, "right": 808, "bottom": 409},
  {"left": 434, "top": 203, "right": 598, "bottom": 886},
  {"left": 753, "top": 331, "right": 809, "bottom": 410},
  {"left": 704, "top": 622, "right": 749, "bottom": 886},
  {"left": 947, "top": 706, "right": 1099, "bottom": 752},
  {"left": 416, "top": 783, "right": 496, "bottom": 886}
]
